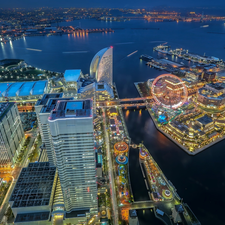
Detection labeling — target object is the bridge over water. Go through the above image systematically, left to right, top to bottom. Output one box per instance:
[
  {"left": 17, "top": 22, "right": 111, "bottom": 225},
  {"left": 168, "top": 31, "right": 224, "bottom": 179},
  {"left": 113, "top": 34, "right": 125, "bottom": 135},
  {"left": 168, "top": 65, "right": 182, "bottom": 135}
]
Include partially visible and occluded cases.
[
  {"left": 96, "top": 96, "right": 153, "bottom": 109},
  {"left": 120, "top": 200, "right": 175, "bottom": 225}
]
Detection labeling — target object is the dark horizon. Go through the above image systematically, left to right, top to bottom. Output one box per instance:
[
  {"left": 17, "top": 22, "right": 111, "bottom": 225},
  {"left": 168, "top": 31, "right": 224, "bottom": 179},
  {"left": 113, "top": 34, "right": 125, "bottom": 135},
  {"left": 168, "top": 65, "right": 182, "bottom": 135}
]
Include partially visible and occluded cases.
[{"left": 1, "top": 0, "right": 225, "bottom": 9}]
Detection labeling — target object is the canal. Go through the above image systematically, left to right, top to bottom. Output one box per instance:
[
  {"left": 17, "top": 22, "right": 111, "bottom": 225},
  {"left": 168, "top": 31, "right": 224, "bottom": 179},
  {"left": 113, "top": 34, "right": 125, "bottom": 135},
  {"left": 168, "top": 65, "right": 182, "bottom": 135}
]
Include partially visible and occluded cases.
[{"left": 125, "top": 109, "right": 225, "bottom": 225}]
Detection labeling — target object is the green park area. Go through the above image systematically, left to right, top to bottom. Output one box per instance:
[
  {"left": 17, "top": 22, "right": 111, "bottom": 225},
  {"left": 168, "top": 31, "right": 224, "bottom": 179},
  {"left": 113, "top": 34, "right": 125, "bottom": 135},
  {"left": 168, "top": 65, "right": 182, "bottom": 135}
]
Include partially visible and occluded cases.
[
  {"left": 0, "top": 59, "right": 62, "bottom": 82},
  {"left": 0, "top": 59, "right": 23, "bottom": 68},
  {"left": 28, "top": 134, "right": 42, "bottom": 162},
  {"left": 16, "top": 136, "right": 31, "bottom": 164},
  {"left": 0, "top": 181, "right": 11, "bottom": 206}
]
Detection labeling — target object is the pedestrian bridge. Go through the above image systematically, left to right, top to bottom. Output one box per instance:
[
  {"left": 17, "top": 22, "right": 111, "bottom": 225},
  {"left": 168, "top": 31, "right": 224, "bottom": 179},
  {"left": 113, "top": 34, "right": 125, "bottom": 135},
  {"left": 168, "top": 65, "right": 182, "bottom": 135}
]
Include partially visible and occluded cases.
[
  {"left": 96, "top": 96, "right": 153, "bottom": 109},
  {"left": 130, "top": 200, "right": 173, "bottom": 210}
]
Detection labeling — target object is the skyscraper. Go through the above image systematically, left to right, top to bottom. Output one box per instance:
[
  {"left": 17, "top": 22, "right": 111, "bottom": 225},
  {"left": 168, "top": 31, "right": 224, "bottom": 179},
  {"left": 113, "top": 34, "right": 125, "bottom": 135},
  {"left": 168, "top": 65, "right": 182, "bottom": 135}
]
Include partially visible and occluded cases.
[
  {"left": 90, "top": 47, "right": 113, "bottom": 86},
  {"left": 35, "top": 93, "right": 73, "bottom": 165},
  {"left": 48, "top": 99, "right": 97, "bottom": 212},
  {"left": 0, "top": 102, "right": 24, "bottom": 166}
]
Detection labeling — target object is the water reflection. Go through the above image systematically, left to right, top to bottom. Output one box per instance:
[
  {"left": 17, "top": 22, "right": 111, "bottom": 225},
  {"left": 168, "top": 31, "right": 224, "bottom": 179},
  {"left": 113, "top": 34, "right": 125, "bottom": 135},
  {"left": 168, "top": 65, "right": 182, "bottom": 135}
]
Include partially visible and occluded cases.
[
  {"left": 69, "top": 32, "right": 89, "bottom": 40},
  {"left": 23, "top": 36, "right": 27, "bottom": 47},
  {"left": 1, "top": 42, "right": 6, "bottom": 58},
  {"left": 139, "top": 109, "right": 142, "bottom": 117},
  {"left": 125, "top": 110, "right": 129, "bottom": 119}
]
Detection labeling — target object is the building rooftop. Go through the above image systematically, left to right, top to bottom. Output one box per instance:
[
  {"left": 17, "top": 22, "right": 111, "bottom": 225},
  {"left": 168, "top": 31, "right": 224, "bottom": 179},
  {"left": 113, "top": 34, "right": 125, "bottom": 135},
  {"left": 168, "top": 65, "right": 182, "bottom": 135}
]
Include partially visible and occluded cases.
[
  {"left": 64, "top": 69, "right": 81, "bottom": 82},
  {"left": 31, "top": 80, "right": 48, "bottom": 96},
  {"left": 0, "top": 81, "right": 48, "bottom": 98},
  {"left": 7, "top": 82, "right": 24, "bottom": 97},
  {"left": 18, "top": 82, "right": 36, "bottom": 96},
  {"left": 95, "top": 82, "right": 114, "bottom": 98},
  {"left": 0, "top": 83, "right": 12, "bottom": 96},
  {"left": 207, "top": 83, "right": 225, "bottom": 91},
  {"left": 97, "top": 84, "right": 104, "bottom": 90},
  {"left": 198, "top": 87, "right": 225, "bottom": 100},
  {"left": 36, "top": 93, "right": 63, "bottom": 106},
  {"left": 40, "top": 97, "right": 73, "bottom": 113},
  {"left": 49, "top": 99, "right": 92, "bottom": 120},
  {"left": 109, "top": 108, "right": 117, "bottom": 114},
  {"left": 197, "top": 115, "right": 213, "bottom": 125},
  {"left": 117, "top": 116, "right": 121, "bottom": 121},
  {"left": 109, "top": 119, "right": 115, "bottom": 125},
  {"left": 171, "top": 120, "right": 188, "bottom": 133},
  {"left": 110, "top": 126, "right": 116, "bottom": 132},
  {"left": 119, "top": 126, "right": 124, "bottom": 131},
  {"left": 208, "top": 131, "right": 218, "bottom": 138},
  {"left": 10, "top": 162, "right": 56, "bottom": 208},
  {"left": 175, "top": 204, "right": 184, "bottom": 213},
  {"left": 66, "top": 209, "right": 89, "bottom": 218},
  {"left": 129, "top": 209, "right": 137, "bottom": 218},
  {"left": 14, "top": 211, "right": 50, "bottom": 223}
]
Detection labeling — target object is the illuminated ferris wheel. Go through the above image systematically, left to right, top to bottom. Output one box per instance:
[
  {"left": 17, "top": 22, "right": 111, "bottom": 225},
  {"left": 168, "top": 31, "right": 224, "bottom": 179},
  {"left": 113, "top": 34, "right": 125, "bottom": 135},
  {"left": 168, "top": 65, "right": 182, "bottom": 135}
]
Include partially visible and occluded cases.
[{"left": 151, "top": 74, "right": 188, "bottom": 109}]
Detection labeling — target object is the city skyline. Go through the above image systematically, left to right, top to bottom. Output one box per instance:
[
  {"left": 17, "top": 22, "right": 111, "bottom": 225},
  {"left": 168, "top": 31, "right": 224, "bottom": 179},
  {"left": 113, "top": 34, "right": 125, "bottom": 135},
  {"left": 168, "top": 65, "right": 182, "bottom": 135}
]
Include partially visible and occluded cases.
[{"left": 0, "top": 2, "right": 225, "bottom": 223}]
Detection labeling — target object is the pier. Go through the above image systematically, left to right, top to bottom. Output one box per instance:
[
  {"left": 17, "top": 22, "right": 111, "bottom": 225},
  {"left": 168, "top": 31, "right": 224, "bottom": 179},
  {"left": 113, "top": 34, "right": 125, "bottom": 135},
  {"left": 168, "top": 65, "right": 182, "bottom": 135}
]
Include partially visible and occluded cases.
[{"left": 153, "top": 44, "right": 225, "bottom": 67}]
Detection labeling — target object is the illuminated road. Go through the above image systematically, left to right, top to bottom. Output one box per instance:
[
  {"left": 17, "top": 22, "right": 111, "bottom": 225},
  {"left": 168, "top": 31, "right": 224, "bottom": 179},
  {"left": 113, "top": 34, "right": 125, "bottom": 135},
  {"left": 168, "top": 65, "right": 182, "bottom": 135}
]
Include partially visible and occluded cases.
[{"left": 102, "top": 109, "right": 119, "bottom": 225}]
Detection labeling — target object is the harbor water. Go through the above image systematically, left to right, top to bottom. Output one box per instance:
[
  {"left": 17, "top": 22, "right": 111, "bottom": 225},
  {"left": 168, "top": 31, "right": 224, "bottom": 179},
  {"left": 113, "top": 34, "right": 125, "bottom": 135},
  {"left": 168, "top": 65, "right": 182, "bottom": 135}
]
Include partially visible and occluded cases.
[{"left": 1, "top": 19, "right": 225, "bottom": 225}]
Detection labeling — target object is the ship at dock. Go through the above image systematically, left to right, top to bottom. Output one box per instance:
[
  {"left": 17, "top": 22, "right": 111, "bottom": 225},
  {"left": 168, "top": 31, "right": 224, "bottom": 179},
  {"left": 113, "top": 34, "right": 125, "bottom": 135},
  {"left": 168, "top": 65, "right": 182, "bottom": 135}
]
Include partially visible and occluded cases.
[{"left": 139, "top": 54, "right": 153, "bottom": 62}]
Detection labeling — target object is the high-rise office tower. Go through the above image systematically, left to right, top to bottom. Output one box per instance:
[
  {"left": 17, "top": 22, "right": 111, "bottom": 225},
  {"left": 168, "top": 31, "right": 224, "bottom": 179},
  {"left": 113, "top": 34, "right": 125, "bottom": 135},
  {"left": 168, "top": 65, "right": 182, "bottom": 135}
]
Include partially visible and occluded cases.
[
  {"left": 90, "top": 47, "right": 113, "bottom": 86},
  {"left": 35, "top": 93, "right": 73, "bottom": 165},
  {"left": 48, "top": 99, "right": 97, "bottom": 212},
  {"left": 0, "top": 102, "right": 24, "bottom": 166}
]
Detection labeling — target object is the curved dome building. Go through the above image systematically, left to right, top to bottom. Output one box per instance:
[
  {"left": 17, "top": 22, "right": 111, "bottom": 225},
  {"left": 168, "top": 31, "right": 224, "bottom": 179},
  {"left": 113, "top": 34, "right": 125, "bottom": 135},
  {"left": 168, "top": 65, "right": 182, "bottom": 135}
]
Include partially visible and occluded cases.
[{"left": 90, "top": 47, "right": 113, "bottom": 85}]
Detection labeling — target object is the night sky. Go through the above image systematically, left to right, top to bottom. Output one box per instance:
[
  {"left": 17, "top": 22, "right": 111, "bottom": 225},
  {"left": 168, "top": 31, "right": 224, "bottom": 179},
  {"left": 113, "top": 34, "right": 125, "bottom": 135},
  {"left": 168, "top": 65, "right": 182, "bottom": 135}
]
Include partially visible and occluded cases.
[{"left": 1, "top": 0, "right": 225, "bottom": 8}]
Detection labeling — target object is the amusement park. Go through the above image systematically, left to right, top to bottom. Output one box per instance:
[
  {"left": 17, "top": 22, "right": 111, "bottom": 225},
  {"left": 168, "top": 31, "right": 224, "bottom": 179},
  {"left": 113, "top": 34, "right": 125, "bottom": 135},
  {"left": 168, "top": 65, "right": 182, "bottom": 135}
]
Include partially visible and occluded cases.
[
  {"left": 136, "top": 73, "right": 225, "bottom": 154},
  {"left": 147, "top": 74, "right": 188, "bottom": 125},
  {"left": 106, "top": 107, "right": 133, "bottom": 223},
  {"left": 113, "top": 142, "right": 132, "bottom": 221},
  {"left": 139, "top": 146, "right": 173, "bottom": 202}
]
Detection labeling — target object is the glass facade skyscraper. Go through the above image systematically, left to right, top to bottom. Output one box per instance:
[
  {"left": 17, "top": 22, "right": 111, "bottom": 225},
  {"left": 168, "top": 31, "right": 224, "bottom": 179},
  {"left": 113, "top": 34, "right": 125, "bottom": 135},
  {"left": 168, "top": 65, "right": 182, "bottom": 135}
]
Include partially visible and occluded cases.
[
  {"left": 35, "top": 93, "right": 73, "bottom": 166},
  {"left": 48, "top": 99, "right": 97, "bottom": 212},
  {"left": 0, "top": 102, "right": 24, "bottom": 166}
]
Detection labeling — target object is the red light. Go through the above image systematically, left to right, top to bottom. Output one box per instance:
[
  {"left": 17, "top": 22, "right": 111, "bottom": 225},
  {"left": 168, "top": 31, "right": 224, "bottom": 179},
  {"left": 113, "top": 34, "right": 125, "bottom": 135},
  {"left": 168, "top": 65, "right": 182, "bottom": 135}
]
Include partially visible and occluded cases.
[{"left": 110, "top": 46, "right": 113, "bottom": 48}]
